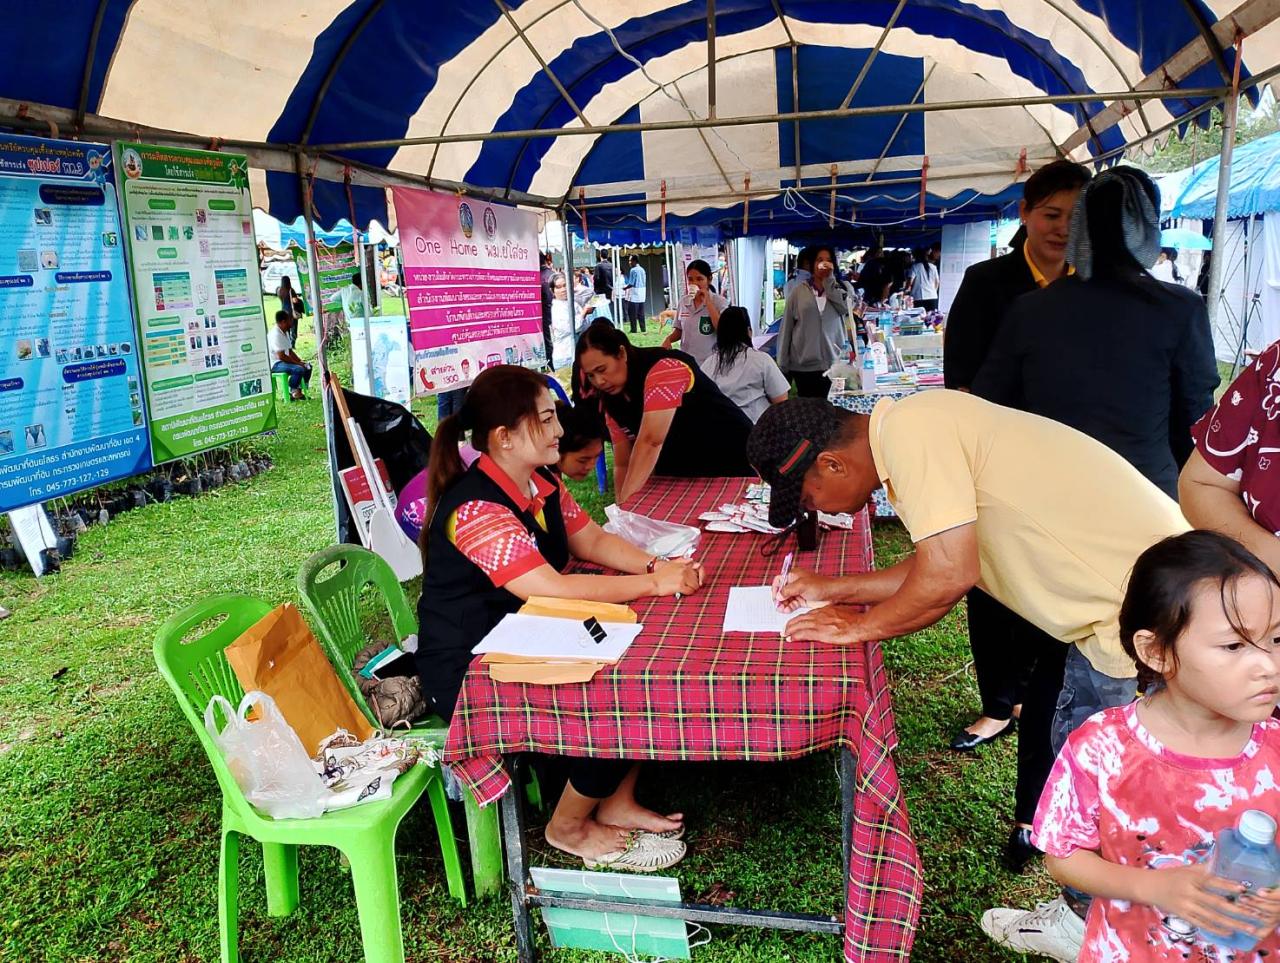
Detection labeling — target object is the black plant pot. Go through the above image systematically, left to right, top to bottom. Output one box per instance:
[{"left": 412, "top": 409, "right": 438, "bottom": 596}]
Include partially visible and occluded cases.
[
  {"left": 208, "top": 469, "right": 225, "bottom": 488},
  {"left": 147, "top": 478, "right": 173, "bottom": 503},
  {"left": 132, "top": 490, "right": 147, "bottom": 509},
  {"left": 55, "top": 534, "right": 76, "bottom": 559},
  {"left": 0, "top": 548, "right": 20, "bottom": 570},
  {"left": 38, "top": 548, "right": 61, "bottom": 574}
]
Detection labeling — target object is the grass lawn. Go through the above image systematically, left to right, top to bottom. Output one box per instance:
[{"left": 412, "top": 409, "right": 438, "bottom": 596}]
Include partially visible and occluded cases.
[{"left": 0, "top": 312, "right": 1056, "bottom": 962}]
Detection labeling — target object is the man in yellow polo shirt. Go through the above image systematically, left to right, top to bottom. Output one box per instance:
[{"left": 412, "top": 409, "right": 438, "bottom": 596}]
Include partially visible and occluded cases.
[{"left": 746, "top": 390, "right": 1189, "bottom": 963}]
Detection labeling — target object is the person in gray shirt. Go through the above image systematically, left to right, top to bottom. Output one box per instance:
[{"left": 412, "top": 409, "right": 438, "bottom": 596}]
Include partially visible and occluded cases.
[{"left": 777, "top": 244, "right": 849, "bottom": 398}]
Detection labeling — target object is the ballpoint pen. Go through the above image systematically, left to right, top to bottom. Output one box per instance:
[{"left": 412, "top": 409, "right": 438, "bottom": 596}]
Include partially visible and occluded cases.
[{"left": 775, "top": 551, "right": 794, "bottom": 613}]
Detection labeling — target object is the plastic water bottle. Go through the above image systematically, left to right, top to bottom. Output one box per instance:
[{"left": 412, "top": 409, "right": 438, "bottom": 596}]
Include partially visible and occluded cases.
[
  {"left": 860, "top": 355, "right": 877, "bottom": 392},
  {"left": 1201, "top": 810, "right": 1280, "bottom": 951}
]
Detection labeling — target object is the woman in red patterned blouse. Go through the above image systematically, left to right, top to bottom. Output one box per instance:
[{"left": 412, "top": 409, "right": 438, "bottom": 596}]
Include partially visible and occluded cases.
[
  {"left": 574, "top": 321, "right": 753, "bottom": 502},
  {"left": 1181, "top": 340, "right": 1280, "bottom": 575},
  {"left": 418, "top": 365, "right": 705, "bottom": 870}
]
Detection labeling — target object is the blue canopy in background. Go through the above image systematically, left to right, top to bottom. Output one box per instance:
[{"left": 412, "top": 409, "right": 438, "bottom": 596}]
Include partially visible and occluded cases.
[{"left": 1167, "top": 130, "right": 1280, "bottom": 220}]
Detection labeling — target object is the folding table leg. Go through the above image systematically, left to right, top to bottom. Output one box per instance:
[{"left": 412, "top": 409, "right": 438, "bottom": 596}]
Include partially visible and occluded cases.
[
  {"left": 839, "top": 746, "right": 855, "bottom": 896},
  {"left": 500, "top": 756, "right": 537, "bottom": 963}
]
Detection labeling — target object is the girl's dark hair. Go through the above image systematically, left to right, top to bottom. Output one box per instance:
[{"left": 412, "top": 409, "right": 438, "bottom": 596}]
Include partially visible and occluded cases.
[
  {"left": 1023, "top": 159, "right": 1091, "bottom": 210},
  {"left": 686, "top": 258, "right": 713, "bottom": 280},
  {"left": 712, "top": 305, "right": 752, "bottom": 375},
  {"left": 571, "top": 319, "right": 634, "bottom": 403},
  {"left": 422, "top": 365, "right": 549, "bottom": 555},
  {"left": 555, "top": 400, "right": 603, "bottom": 456},
  {"left": 1119, "top": 530, "right": 1280, "bottom": 688}
]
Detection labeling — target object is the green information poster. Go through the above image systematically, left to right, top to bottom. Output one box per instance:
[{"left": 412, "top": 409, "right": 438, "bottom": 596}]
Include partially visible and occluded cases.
[
  {"left": 116, "top": 143, "right": 276, "bottom": 461},
  {"left": 293, "top": 241, "right": 357, "bottom": 312}
]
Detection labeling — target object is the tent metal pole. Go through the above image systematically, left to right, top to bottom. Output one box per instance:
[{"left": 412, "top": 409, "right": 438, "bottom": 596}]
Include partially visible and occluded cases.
[
  {"left": 495, "top": 0, "right": 589, "bottom": 126},
  {"left": 707, "top": 0, "right": 717, "bottom": 120},
  {"left": 839, "top": 0, "right": 909, "bottom": 110},
  {"left": 1207, "top": 45, "right": 1243, "bottom": 339},
  {"left": 865, "top": 62, "right": 936, "bottom": 183},
  {"left": 307, "top": 84, "right": 1230, "bottom": 151},
  {"left": 296, "top": 153, "right": 342, "bottom": 539},
  {"left": 563, "top": 214, "right": 578, "bottom": 343},
  {"left": 355, "top": 228, "right": 376, "bottom": 395}
]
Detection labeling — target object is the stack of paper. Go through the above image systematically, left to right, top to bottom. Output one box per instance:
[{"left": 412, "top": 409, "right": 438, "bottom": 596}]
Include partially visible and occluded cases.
[
  {"left": 722, "top": 586, "right": 810, "bottom": 634},
  {"left": 474, "top": 598, "right": 642, "bottom": 685}
]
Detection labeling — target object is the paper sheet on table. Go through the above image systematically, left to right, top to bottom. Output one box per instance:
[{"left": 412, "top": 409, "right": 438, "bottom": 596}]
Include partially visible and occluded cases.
[
  {"left": 722, "top": 586, "right": 810, "bottom": 634},
  {"left": 472, "top": 613, "right": 644, "bottom": 662}
]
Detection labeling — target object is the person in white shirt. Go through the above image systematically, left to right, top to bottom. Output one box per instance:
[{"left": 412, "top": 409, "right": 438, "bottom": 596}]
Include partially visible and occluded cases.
[
  {"left": 909, "top": 246, "right": 940, "bottom": 310},
  {"left": 1150, "top": 247, "right": 1182, "bottom": 285},
  {"left": 623, "top": 255, "right": 648, "bottom": 333},
  {"left": 662, "top": 258, "right": 728, "bottom": 365},
  {"left": 339, "top": 271, "right": 371, "bottom": 333},
  {"left": 549, "top": 272, "right": 576, "bottom": 370},
  {"left": 699, "top": 306, "right": 790, "bottom": 422},
  {"left": 268, "top": 310, "right": 312, "bottom": 399}
]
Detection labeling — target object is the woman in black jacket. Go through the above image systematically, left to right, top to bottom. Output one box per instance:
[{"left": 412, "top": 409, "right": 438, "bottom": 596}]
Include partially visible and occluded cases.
[{"left": 941, "top": 160, "right": 1091, "bottom": 873}]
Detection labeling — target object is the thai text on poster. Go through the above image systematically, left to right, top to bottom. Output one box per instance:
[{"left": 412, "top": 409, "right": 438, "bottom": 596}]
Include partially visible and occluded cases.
[
  {"left": 0, "top": 134, "right": 151, "bottom": 511},
  {"left": 116, "top": 143, "right": 276, "bottom": 461},
  {"left": 391, "top": 188, "right": 543, "bottom": 395}
]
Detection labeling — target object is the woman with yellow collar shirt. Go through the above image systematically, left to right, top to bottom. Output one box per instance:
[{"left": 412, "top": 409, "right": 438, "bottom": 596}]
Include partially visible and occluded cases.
[{"left": 417, "top": 365, "right": 703, "bottom": 872}]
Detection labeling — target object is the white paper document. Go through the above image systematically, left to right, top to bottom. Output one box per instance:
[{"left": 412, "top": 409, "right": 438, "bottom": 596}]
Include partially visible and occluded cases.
[
  {"left": 722, "top": 586, "right": 810, "bottom": 634},
  {"left": 472, "top": 613, "right": 644, "bottom": 662}
]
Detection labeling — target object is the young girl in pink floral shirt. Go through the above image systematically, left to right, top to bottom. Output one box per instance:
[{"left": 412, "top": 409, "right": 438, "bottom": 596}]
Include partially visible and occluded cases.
[{"left": 1033, "top": 531, "right": 1280, "bottom": 961}]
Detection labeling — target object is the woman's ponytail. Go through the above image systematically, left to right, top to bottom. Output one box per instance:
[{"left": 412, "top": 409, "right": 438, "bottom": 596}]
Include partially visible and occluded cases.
[{"left": 421, "top": 412, "right": 467, "bottom": 558}]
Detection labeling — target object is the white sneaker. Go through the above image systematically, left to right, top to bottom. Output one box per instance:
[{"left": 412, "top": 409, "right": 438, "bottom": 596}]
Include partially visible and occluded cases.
[{"left": 981, "top": 897, "right": 1085, "bottom": 962}]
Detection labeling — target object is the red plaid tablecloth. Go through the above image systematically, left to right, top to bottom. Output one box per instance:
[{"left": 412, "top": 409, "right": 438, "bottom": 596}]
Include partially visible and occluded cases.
[{"left": 443, "top": 476, "right": 922, "bottom": 962}]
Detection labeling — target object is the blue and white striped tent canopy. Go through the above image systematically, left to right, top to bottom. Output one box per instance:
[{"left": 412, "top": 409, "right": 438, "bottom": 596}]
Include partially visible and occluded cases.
[{"left": 4, "top": 1, "right": 1279, "bottom": 239}]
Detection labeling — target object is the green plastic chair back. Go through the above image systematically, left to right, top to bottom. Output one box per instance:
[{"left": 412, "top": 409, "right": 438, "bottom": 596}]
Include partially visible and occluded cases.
[
  {"left": 296, "top": 544, "right": 448, "bottom": 742},
  {"left": 297, "top": 545, "right": 508, "bottom": 896},
  {"left": 153, "top": 593, "right": 272, "bottom": 813},
  {"left": 153, "top": 594, "right": 463, "bottom": 963}
]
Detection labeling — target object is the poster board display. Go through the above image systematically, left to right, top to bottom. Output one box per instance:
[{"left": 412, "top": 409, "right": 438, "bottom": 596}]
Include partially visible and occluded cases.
[
  {"left": 0, "top": 134, "right": 151, "bottom": 512},
  {"left": 116, "top": 143, "right": 275, "bottom": 462},
  {"left": 392, "top": 188, "right": 544, "bottom": 395},
  {"left": 939, "top": 221, "right": 993, "bottom": 315},
  {"left": 292, "top": 239, "right": 357, "bottom": 312},
  {"left": 350, "top": 315, "right": 412, "bottom": 407}
]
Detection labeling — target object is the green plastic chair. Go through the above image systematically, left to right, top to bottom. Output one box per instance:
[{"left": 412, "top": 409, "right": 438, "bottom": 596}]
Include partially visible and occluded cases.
[
  {"left": 296, "top": 544, "right": 506, "bottom": 898},
  {"left": 153, "top": 594, "right": 457, "bottom": 963}
]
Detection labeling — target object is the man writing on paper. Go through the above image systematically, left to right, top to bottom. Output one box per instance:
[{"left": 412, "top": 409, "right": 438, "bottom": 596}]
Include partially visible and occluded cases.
[{"left": 746, "top": 392, "right": 1190, "bottom": 962}]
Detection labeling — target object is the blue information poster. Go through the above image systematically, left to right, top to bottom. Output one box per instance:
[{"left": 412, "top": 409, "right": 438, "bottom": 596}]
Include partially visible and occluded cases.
[{"left": 0, "top": 135, "right": 151, "bottom": 511}]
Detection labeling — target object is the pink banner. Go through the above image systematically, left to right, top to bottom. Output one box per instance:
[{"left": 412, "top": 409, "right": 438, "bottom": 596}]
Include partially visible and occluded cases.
[{"left": 392, "top": 187, "right": 544, "bottom": 395}]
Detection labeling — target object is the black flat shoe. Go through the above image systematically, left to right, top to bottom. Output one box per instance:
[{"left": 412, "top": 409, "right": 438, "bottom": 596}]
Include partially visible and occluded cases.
[
  {"left": 949, "top": 717, "right": 1016, "bottom": 752},
  {"left": 1004, "top": 826, "right": 1042, "bottom": 873}
]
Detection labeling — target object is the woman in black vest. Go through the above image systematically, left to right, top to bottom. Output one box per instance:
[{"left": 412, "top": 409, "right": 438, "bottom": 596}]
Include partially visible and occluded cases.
[
  {"left": 574, "top": 321, "right": 753, "bottom": 502},
  {"left": 418, "top": 365, "right": 702, "bottom": 871}
]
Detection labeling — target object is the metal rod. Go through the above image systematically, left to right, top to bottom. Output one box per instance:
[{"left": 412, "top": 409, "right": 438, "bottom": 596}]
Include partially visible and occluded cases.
[
  {"left": 75, "top": 0, "right": 111, "bottom": 131},
  {"left": 299, "top": 0, "right": 387, "bottom": 144},
  {"left": 495, "top": 0, "right": 590, "bottom": 126},
  {"left": 707, "top": 0, "right": 717, "bottom": 120},
  {"left": 840, "top": 0, "right": 909, "bottom": 110},
  {"left": 1178, "top": 0, "right": 1234, "bottom": 82},
  {"left": 1208, "top": 36, "right": 1244, "bottom": 340},
  {"left": 791, "top": 43, "right": 802, "bottom": 187},
  {"left": 865, "top": 62, "right": 936, "bottom": 183},
  {"left": 307, "top": 84, "right": 1229, "bottom": 151},
  {"left": 297, "top": 154, "right": 342, "bottom": 539},
  {"left": 575, "top": 167, "right": 1023, "bottom": 212},
  {"left": 563, "top": 212, "right": 578, "bottom": 343},
  {"left": 355, "top": 229, "right": 376, "bottom": 394},
  {"left": 840, "top": 747, "right": 855, "bottom": 877},
  {"left": 500, "top": 758, "right": 537, "bottom": 963},
  {"left": 527, "top": 893, "right": 845, "bottom": 933}
]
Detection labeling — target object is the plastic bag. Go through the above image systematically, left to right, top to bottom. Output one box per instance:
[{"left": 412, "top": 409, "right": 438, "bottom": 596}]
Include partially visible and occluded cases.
[
  {"left": 602, "top": 504, "right": 700, "bottom": 558},
  {"left": 204, "top": 692, "right": 330, "bottom": 820}
]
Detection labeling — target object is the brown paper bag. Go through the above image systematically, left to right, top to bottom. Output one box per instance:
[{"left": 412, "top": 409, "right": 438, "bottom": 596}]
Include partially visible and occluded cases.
[{"left": 225, "top": 603, "right": 374, "bottom": 755}]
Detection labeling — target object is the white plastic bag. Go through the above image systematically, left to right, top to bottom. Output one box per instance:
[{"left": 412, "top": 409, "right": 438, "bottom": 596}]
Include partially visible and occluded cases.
[
  {"left": 602, "top": 504, "right": 700, "bottom": 557},
  {"left": 204, "top": 692, "right": 330, "bottom": 820}
]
